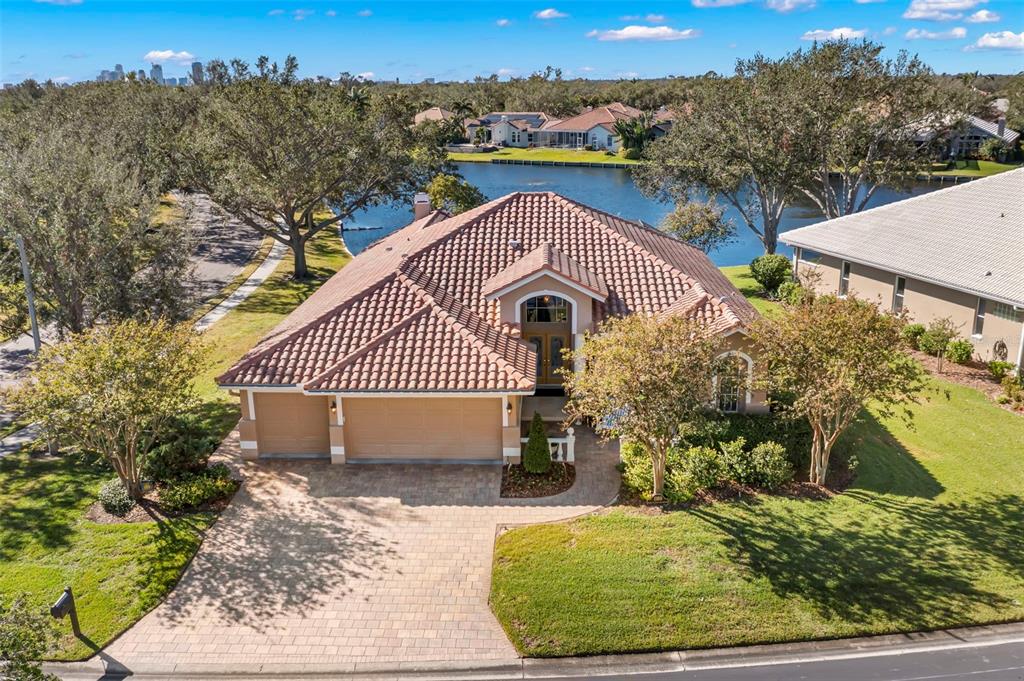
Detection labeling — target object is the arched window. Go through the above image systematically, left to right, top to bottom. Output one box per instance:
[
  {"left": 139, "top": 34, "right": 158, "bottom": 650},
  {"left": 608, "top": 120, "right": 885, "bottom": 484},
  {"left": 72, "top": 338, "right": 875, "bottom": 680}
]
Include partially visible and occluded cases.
[
  {"left": 524, "top": 295, "right": 569, "bottom": 323},
  {"left": 716, "top": 352, "right": 753, "bottom": 413}
]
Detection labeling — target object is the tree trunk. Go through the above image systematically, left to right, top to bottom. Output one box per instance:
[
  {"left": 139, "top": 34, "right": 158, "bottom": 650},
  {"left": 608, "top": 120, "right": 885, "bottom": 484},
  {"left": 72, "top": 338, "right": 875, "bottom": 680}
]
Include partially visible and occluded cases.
[
  {"left": 290, "top": 227, "right": 309, "bottom": 279},
  {"left": 651, "top": 441, "right": 667, "bottom": 501}
]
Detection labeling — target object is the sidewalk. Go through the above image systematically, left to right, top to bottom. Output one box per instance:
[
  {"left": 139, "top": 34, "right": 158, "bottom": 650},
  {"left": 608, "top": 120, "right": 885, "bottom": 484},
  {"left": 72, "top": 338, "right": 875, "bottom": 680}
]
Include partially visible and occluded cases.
[{"left": 43, "top": 620, "right": 1024, "bottom": 680}]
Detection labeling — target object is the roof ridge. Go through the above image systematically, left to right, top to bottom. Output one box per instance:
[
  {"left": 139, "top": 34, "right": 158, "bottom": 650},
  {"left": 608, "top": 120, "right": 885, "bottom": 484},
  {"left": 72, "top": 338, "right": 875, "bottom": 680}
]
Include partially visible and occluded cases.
[
  {"left": 216, "top": 272, "right": 404, "bottom": 386},
  {"left": 302, "top": 303, "right": 432, "bottom": 391}
]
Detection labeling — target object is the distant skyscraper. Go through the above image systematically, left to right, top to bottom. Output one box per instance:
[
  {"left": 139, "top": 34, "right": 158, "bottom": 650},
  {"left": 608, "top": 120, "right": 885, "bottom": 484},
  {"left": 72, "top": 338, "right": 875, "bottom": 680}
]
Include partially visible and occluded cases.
[
  {"left": 191, "top": 61, "right": 203, "bottom": 85},
  {"left": 149, "top": 63, "right": 164, "bottom": 84},
  {"left": 114, "top": 64, "right": 124, "bottom": 79},
  {"left": 98, "top": 69, "right": 113, "bottom": 82},
  {"left": 137, "top": 69, "right": 145, "bottom": 80}
]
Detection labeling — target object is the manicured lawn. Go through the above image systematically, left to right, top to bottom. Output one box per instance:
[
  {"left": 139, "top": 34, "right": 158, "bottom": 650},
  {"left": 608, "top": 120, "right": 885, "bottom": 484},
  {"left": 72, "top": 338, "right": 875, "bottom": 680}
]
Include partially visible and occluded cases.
[
  {"left": 448, "top": 147, "right": 636, "bottom": 165},
  {"left": 928, "top": 160, "right": 1021, "bottom": 177},
  {"left": 0, "top": 230, "right": 350, "bottom": 661},
  {"left": 720, "top": 265, "right": 777, "bottom": 316},
  {"left": 491, "top": 267, "right": 1024, "bottom": 657},
  {"left": 0, "top": 452, "right": 216, "bottom": 660}
]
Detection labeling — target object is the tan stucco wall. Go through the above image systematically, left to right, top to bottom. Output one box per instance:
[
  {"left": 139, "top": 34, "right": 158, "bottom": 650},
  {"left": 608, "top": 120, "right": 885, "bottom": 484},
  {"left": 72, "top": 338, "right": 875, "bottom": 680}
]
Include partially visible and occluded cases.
[
  {"left": 796, "top": 254, "right": 1023, "bottom": 362},
  {"left": 495, "top": 273, "right": 596, "bottom": 333},
  {"left": 719, "top": 333, "right": 769, "bottom": 415},
  {"left": 253, "top": 392, "right": 331, "bottom": 456},
  {"left": 342, "top": 397, "right": 502, "bottom": 460}
]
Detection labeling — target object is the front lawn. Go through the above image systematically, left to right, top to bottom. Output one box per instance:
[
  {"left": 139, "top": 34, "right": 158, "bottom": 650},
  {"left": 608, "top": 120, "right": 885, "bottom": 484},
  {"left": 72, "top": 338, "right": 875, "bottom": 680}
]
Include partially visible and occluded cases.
[
  {"left": 448, "top": 147, "right": 636, "bottom": 166},
  {"left": 928, "top": 160, "right": 1021, "bottom": 177},
  {"left": 720, "top": 265, "right": 776, "bottom": 316},
  {"left": 490, "top": 267, "right": 1024, "bottom": 657}
]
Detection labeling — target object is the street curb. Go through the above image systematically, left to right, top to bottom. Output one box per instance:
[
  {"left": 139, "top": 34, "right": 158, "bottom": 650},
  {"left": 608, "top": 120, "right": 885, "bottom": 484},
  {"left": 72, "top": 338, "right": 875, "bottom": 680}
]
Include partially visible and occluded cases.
[{"left": 44, "top": 620, "right": 1024, "bottom": 680}]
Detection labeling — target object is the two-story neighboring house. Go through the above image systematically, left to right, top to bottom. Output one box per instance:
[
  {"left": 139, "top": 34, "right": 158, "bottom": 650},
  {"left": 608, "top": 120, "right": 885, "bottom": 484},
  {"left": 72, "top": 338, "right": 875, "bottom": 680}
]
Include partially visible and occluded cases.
[{"left": 780, "top": 169, "right": 1024, "bottom": 368}]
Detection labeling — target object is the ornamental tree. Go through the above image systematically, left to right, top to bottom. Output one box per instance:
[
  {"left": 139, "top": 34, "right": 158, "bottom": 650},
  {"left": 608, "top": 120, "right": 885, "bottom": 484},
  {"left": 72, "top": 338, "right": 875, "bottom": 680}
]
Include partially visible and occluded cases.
[
  {"left": 426, "top": 174, "right": 486, "bottom": 215},
  {"left": 658, "top": 199, "right": 735, "bottom": 255},
  {"left": 750, "top": 295, "right": 926, "bottom": 485},
  {"left": 562, "top": 314, "right": 726, "bottom": 499},
  {"left": 6, "top": 319, "right": 205, "bottom": 499}
]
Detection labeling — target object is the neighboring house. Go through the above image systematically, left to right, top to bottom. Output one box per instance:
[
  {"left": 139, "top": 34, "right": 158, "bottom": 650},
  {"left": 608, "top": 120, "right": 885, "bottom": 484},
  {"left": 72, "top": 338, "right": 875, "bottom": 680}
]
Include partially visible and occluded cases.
[
  {"left": 535, "top": 102, "right": 643, "bottom": 151},
  {"left": 413, "top": 107, "right": 456, "bottom": 126},
  {"left": 465, "top": 112, "right": 555, "bottom": 147},
  {"left": 917, "top": 114, "right": 1020, "bottom": 158},
  {"left": 781, "top": 169, "right": 1024, "bottom": 367},
  {"left": 219, "top": 192, "right": 765, "bottom": 464}
]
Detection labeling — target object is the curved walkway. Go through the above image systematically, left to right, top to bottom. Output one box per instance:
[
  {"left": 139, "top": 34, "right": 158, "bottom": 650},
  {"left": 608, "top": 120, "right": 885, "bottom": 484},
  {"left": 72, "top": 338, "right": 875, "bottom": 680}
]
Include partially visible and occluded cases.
[
  {"left": 194, "top": 239, "right": 288, "bottom": 333},
  {"left": 98, "top": 429, "right": 620, "bottom": 672}
]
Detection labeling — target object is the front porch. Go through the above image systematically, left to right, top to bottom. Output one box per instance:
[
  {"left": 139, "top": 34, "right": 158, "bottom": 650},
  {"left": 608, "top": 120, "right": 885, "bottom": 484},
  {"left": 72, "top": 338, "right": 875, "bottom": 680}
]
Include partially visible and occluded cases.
[{"left": 519, "top": 394, "right": 578, "bottom": 462}]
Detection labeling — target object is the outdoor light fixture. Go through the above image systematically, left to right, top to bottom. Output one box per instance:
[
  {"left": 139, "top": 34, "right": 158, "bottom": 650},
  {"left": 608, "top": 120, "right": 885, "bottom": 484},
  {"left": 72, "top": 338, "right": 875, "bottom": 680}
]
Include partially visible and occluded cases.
[
  {"left": 330, "top": 399, "right": 337, "bottom": 414},
  {"left": 506, "top": 400, "right": 513, "bottom": 415}
]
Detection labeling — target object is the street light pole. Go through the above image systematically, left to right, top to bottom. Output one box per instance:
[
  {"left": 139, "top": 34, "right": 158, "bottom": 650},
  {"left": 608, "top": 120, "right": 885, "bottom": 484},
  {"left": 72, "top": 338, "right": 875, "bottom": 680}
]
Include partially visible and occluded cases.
[{"left": 15, "top": 234, "right": 41, "bottom": 353}]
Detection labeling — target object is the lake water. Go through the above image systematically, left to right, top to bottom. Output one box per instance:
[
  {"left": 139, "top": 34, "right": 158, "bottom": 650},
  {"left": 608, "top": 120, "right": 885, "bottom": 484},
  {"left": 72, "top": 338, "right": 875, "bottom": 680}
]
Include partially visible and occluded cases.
[{"left": 340, "top": 163, "right": 941, "bottom": 266}]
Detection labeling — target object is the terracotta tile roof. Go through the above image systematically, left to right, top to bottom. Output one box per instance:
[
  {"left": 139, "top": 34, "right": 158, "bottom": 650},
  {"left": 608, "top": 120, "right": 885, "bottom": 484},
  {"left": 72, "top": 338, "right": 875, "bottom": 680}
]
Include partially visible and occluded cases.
[
  {"left": 544, "top": 102, "right": 642, "bottom": 133},
  {"left": 413, "top": 107, "right": 455, "bottom": 125},
  {"left": 218, "top": 192, "right": 757, "bottom": 392},
  {"left": 481, "top": 242, "right": 609, "bottom": 299}
]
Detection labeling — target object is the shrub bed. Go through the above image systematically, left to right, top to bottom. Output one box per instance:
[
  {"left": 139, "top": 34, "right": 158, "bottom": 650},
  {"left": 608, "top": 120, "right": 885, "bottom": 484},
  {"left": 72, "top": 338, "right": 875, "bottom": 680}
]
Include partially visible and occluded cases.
[
  {"left": 160, "top": 463, "right": 238, "bottom": 515},
  {"left": 98, "top": 478, "right": 135, "bottom": 517}
]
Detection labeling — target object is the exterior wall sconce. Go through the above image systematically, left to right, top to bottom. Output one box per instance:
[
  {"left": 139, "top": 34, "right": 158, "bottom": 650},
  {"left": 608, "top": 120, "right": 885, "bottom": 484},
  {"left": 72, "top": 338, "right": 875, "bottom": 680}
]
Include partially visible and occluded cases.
[
  {"left": 330, "top": 399, "right": 338, "bottom": 414},
  {"left": 506, "top": 400, "right": 513, "bottom": 416}
]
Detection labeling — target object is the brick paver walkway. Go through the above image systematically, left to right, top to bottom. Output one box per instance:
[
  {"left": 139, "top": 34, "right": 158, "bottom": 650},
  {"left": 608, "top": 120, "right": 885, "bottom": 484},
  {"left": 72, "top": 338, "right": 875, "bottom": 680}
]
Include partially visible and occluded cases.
[{"left": 102, "top": 429, "right": 619, "bottom": 670}]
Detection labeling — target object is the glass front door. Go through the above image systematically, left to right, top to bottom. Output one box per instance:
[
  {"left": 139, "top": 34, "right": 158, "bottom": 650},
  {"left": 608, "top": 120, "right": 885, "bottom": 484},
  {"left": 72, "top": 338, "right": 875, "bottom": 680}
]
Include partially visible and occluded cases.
[{"left": 527, "top": 334, "right": 569, "bottom": 385}]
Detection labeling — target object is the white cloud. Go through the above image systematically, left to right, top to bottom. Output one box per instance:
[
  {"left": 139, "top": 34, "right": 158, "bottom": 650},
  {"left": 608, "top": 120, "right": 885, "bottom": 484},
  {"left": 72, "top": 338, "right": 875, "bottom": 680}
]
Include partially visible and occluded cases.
[
  {"left": 33, "top": 0, "right": 83, "bottom": 5},
  {"left": 691, "top": 0, "right": 750, "bottom": 6},
  {"left": 766, "top": 0, "right": 816, "bottom": 12},
  {"left": 902, "top": 0, "right": 986, "bottom": 21},
  {"left": 268, "top": 8, "right": 285, "bottom": 15},
  {"left": 293, "top": 8, "right": 313, "bottom": 20},
  {"left": 357, "top": 8, "right": 372, "bottom": 16},
  {"left": 534, "top": 8, "right": 568, "bottom": 19},
  {"left": 325, "top": 9, "right": 337, "bottom": 17},
  {"left": 966, "top": 9, "right": 999, "bottom": 22},
  {"left": 621, "top": 13, "right": 667, "bottom": 22},
  {"left": 496, "top": 18, "right": 510, "bottom": 26},
  {"left": 587, "top": 25, "right": 701, "bottom": 41},
  {"left": 883, "top": 25, "right": 898, "bottom": 34},
  {"left": 905, "top": 26, "right": 967, "bottom": 39},
  {"left": 801, "top": 27, "right": 868, "bottom": 40},
  {"left": 965, "top": 30, "right": 1024, "bottom": 51},
  {"left": 143, "top": 49, "right": 196, "bottom": 65},
  {"left": 578, "top": 65, "right": 596, "bottom": 72},
  {"left": 496, "top": 68, "right": 517, "bottom": 76},
  {"left": 356, "top": 71, "right": 374, "bottom": 80},
  {"left": 53, "top": 76, "right": 71, "bottom": 83}
]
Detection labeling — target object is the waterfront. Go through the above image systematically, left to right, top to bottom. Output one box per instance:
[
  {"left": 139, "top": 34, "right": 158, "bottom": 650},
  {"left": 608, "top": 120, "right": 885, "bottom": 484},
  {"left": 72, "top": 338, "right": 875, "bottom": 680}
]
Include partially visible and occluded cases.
[{"left": 341, "top": 163, "right": 942, "bottom": 265}]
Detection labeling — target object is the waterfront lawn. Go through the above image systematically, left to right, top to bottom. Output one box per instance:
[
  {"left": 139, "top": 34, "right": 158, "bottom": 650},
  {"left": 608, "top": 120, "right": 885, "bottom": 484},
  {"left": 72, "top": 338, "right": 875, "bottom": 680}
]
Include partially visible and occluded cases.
[
  {"left": 448, "top": 147, "right": 637, "bottom": 165},
  {"left": 929, "top": 160, "right": 1021, "bottom": 177},
  {"left": 721, "top": 265, "right": 777, "bottom": 316},
  {"left": 491, "top": 377, "right": 1024, "bottom": 656},
  {"left": 0, "top": 451, "right": 216, "bottom": 660}
]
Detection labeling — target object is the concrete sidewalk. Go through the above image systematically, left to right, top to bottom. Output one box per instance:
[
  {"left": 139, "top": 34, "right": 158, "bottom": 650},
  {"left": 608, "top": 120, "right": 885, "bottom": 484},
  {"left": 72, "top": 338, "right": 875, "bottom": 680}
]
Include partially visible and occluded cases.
[{"left": 43, "top": 621, "right": 1024, "bottom": 679}]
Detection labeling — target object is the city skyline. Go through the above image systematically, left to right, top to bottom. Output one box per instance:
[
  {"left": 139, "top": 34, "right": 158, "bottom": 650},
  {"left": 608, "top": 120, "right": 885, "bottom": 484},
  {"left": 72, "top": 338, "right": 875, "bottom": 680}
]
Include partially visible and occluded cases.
[{"left": 2, "top": 0, "right": 1022, "bottom": 86}]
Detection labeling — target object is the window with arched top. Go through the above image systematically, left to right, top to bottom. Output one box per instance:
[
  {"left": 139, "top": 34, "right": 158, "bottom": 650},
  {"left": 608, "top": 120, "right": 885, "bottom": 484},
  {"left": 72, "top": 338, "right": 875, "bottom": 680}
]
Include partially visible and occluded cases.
[
  {"left": 524, "top": 295, "right": 569, "bottom": 323},
  {"left": 716, "top": 352, "right": 753, "bottom": 413}
]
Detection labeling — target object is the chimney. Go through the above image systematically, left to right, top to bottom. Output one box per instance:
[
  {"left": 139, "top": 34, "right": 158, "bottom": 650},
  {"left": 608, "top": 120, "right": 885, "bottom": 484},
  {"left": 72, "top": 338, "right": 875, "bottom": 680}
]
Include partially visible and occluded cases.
[
  {"left": 997, "top": 117, "right": 1006, "bottom": 138},
  {"left": 413, "top": 192, "right": 431, "bottom": 220}
]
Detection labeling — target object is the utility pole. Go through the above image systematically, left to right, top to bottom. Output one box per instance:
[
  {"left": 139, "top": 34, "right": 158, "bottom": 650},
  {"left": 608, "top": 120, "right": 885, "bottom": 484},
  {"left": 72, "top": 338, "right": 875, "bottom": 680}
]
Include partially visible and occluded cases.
[{"left": 15, "top": 234, "right": 41, "bottom": 353}]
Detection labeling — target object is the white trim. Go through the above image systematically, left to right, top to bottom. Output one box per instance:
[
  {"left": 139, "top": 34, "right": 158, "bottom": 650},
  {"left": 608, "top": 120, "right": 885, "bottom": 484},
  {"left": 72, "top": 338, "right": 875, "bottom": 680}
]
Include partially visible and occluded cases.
[
  {"left": 838, "top": 260, "right": 851, "bottom": 298},
  {"left": 485, "top": 269, "right": 606, "bottom": 303},
  {"left": 892, "top": 275, "right": 906, "bottom": 314},
  {"left": 513, "top": 289, "right": 580, "bottom": 334},
  {"left": 973, "top": 297, "right": 986, "bottom": 338},
  {"left": 1015, "top": 322, "right": 1024, "bottom": 376},
  {"left": 715, "top": 350, "right": 754, "bottom": 409},
  {"left": 221, "top": 384, "right": 301, "bottom": 392},
  {"left": 246, "top": 390, "right": 255, "bottom": 420},
  {"left": 310, "top": 391, "right": 533, "bottom": 398},
  {"left": 334, "top": 395, "right": 344, "bottom": 426},
  {"left": 502, "top": 395, "right": 509, "bottom": 427},
  {"left": 240, "top": 440, "right": 258, "bottom": 450},
  {"left": 330, "top": 445, "right": 345, "bottom": 455},
  {"left": 502, "top": 446, "right": 521, "bottom": 460}
]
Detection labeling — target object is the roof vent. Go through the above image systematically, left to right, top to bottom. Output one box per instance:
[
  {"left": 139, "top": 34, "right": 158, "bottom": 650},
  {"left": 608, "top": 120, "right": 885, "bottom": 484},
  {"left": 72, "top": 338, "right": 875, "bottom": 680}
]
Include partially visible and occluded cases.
[{"left": 509, "top": 238, "right": 522, "bottom": 250}]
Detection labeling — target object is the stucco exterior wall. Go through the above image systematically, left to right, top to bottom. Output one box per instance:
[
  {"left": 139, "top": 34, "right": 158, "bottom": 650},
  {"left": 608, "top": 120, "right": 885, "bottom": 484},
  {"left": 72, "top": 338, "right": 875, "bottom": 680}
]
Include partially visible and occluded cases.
[
  {"left": 495, "top": 273, "right": 596, "bottom": 333},
  {"left": 718, "top": 332, "right": 769, "bottom": 415},
  {"left": 254, "top": 392, "right": 331, "bottom": 456}
]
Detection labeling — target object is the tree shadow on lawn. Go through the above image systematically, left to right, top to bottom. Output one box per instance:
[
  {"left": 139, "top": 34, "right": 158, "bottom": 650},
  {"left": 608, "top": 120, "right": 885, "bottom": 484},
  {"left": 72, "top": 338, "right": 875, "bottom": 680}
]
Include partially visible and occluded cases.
[
  {"left": 839, "top": 411, "right": 945, "bottom": 500},
  {"left": 0, "top": 452, "right": 109, "bottom": 560}
]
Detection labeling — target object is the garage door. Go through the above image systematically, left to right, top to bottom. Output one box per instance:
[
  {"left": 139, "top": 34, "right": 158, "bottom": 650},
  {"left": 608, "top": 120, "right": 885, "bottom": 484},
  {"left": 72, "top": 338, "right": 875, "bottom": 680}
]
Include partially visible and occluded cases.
[
  {"left": 255, "top": 393, "right": 330, "bottom": 456},
  {"left": 344, "top": 397, "right": 501, "bottom": 461}
]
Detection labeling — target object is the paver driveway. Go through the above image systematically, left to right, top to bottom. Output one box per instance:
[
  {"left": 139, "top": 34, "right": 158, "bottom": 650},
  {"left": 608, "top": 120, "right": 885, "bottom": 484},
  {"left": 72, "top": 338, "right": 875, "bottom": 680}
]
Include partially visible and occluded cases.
[{"left": 103, "top": 430, "right": 619, "bottom": 670}]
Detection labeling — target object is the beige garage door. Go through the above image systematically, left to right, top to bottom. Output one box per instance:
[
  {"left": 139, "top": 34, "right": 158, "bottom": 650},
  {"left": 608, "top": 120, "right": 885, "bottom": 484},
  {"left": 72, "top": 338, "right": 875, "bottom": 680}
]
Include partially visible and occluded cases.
[
  {"left": 255, "top": 393, "right": 330, "bottom": 456},
  {"left": 344, "top": 397, "right": 501, "bottom": 460}
]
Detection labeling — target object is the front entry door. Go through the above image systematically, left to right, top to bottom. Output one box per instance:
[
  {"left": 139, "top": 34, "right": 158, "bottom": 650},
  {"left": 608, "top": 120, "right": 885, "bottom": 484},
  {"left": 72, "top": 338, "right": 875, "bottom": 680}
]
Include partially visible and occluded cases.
[{"left": 527, "top": 334, "right": 569, "bottom": 385}]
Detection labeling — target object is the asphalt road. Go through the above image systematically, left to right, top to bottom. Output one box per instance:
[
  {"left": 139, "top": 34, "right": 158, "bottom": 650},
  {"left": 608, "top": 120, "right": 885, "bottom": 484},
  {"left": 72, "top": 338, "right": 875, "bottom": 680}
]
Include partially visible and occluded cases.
[{"left": 530, "top": 641, "right": 1024, "bottom": 681}]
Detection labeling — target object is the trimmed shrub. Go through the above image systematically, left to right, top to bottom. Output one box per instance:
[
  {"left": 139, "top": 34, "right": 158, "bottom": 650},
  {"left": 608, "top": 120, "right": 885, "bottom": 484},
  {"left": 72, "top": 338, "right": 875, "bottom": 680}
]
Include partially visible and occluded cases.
[
  {"left": 583, "top": 144, "right": 594, "bottom": 151},
  {"left": 618, "top": 147, "right": 641, "bottom": 160},
  {"left": 749, "top": 254, "right": 792, "bottom": 295},
  {"left": 776, "top": 280, "right": 811, "bottom": 306},
  {"left": 918, "top": 318, "right": 960, "bottom": 358},
  {"left": 901, "top": 323, "right": 926, "bottom": 349},
  {"left": 945, "top": 339, "right": 974, "bottom": 365},
  {"left": 988, "top": 360, "right": 1016, "bottom": 381},
  {"left": 1002, "top": 375, "right": 1024, "bottom": 408},
  {"left": 522, "top": 411, "right": 552, "bottom": 474},
  {"left": 716, "top": 413, "right": 812, "bottom": 471},
  {"left": 143, "top": 414, "right": 220, "bottom": 483},
  {"left": 718, "top": 437, "right": 752, "bottom": 484},
  {"left": 620, "top": 440, "right": 653, "bottom": 495},
  {"left": 748, "top": 441, "right": 792, "bottom": 489},
  {"left": 679, "top": 445, "right": 724, "bottom": 490},
  {"left": 663, "top": 467, "right": 696, "bottom": 504},
  {"left": 161, "top": 469, "right": 238, "bottom": 514},
  {"left": 99, "top": 478, "right": 135, "bottom": 516}
]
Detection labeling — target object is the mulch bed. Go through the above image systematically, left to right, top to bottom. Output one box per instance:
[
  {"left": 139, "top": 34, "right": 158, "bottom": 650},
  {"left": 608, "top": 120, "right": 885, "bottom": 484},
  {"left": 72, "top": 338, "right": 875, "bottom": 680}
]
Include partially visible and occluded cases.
[
  {"left": 911, "top": 350, "right": 1022, "bottom": 414},
  {"left": 501, "top": 463, "right": 575, "bottom": 498},
  {"left": 85, "top": 486, "right": 237, "bottom": 525}
]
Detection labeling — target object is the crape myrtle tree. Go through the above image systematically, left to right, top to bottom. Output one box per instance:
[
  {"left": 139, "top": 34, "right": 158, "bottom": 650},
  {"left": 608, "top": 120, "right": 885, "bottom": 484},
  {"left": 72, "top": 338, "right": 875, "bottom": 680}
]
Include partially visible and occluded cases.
[
  {"left": 794, "top": 40, "right": 976, "bottom": 219},
  {"left": 636, "top": 53, "right": 816, "bottom": 255},
  {"left": 192, "top": 56, "right": 447, "bottom": 279},
  {"left": 0, "top": 82, "right": 194, "bottom": 335},
  {"left": 657, "top": 199, "right": 736, "bottom": 254},
  {"left": 750, "top": 295, "right": 926, "bottom": 485},
  {"left": 562, "top": 314, "right": 726, "bottom": 500},
  {"left": 7, "top": 319, "right": 205, "bottom": 500}
]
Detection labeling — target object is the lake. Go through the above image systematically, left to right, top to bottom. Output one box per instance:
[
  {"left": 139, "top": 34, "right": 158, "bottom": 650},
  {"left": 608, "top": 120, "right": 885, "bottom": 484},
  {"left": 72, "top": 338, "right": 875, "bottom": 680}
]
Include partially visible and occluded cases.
[{"left": 340, "top": 163, "right": 941, "bottom": 266}]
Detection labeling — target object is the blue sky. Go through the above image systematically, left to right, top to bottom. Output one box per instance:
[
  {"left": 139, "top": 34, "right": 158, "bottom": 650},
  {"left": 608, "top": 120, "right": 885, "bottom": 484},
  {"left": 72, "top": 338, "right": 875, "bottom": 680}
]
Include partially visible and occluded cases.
[{"left": 2, "top": 0, "right": 1022, "bottom": 85}]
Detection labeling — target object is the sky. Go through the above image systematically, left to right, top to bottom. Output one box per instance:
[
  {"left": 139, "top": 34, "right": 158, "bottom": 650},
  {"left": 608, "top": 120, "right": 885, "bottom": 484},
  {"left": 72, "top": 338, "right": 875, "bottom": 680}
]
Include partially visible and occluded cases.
[{"left": 2, "top": 0, "right": 1022, "bottom": 86}]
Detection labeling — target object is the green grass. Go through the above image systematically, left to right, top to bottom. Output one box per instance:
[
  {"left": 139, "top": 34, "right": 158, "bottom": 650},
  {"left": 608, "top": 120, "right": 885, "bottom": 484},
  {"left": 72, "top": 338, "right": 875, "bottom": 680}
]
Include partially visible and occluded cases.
[
  {"left": 448, "top": 147, "right": 637, "bottom": 165},
  {"left": 928, "top": 160, "right": 1021, "bottom": 177},
  {"left": 0, "top": 230, "right": 350, "bottom": 661},
  {"left": 720, "top": 265, "right": 777, "bottom": 316},
  {"left": 491, "top": 270, "right": 1024, "bottom": 657},
  {"left": 0, "top": 452, "right": 216, "bottom": 660}
]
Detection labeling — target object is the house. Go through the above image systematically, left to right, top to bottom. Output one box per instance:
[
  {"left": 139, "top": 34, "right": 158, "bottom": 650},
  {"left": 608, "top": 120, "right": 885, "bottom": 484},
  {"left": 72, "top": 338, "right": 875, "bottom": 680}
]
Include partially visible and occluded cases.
[
  {"left": 534, "top": 102, "right": 643, "bottom": 151},
  {"left": 413, "top": 107, "right": 456, "bottom": 126},
  {"left": 464, "top": 112, "right": 555, "bottom": 147},
  {"left": 917, "top": 114, "right": 1020, "bottom": 158},
  {"left": 780, "top": 169, "right": 1024, "bottom": 367},
  {"left": 218, "top": 192, "right": 766, "bottom": 464}
]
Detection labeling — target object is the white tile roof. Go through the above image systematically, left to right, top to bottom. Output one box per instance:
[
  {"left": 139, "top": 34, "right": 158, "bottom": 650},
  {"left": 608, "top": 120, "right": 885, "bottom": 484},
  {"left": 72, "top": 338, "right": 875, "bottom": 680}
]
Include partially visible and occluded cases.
[{"left": 780, "top": 169, "right": 1024, "bottom": 306}]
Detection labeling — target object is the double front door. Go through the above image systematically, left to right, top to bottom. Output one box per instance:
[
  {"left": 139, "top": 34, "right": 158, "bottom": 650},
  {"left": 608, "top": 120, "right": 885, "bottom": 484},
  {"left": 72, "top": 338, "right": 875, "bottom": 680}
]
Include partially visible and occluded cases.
[{"left": 527, "top": 333, "right": 568, "bottom": 385}]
